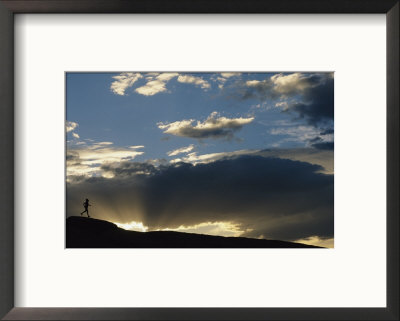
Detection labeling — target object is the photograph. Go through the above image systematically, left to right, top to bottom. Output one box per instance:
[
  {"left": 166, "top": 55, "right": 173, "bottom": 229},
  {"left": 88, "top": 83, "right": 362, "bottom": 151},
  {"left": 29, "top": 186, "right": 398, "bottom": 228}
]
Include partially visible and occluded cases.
[
  {"left": 2, "top": 0, "right": 397, "bottom": 318},
  {"left": 66, "top": 72, "right": 334, "bottom": 248}
]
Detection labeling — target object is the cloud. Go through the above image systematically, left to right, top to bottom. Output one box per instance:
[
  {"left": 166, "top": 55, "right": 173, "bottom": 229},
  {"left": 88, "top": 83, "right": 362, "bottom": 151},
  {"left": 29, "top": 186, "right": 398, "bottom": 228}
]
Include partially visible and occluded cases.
[
  {"left": 110, "top": 72, "right": 245, "bottom": 96},
  {"left": 112, "top": 72, "right": 212, "bottom": 97},
  {"left": 110, "top": 73, "right": 143, "bottom": 95},
  {"left": 135, "top": 73, "right": 179, "bottom": 96},
  {"left": 155, "top": 73, "right": 179, "bottom": 82},
  {"left": 214, "top": 73, "right": 241, "bottom": 89},
  {"left": 220, "top": 73, "right": 239, "bottom": 78},
  {"left": 242, "top": 73, "right": 334, "bottom": 126},
  {"left": 245, "top": 73, "right": 322, "bottom": 97},
  {"left": 270, "top": 73, "right": 320, "bottom": 95},
  {"left": 177, "top": 75, "right": 211, "bottom": 89},
  {"left": 281, "top": 78, "right": 334, "bottom": 126},
  {"left": 243, "top": 79, "right": 274, "bottom": 99},
  {"left": 246, "top": 79, "right": 263, "bottom": 87},
  {"left": 135, "top": 80, "right": 168, "bottom": 96},
  {"left": 274, "top": 101, "right": 289, "bottom": 109},
  {"left": 158, "top": 111, "right": 254, "bottom": 140},
  {"left": 66, "top": 121, "right": 78, "bottom": 132},
  {"left": 67, "top": 121, "right": 81, "bottom": 140},
  {"left": 270, "top": 124, "right": 334, "bottom": 150},
  {"left": 270, "top": 125, "right": 321, "bottom": 143},
  {"left": 320, "top": 128, "right": 334, "bottom": 135},
  {"left": 67, "top": 142, "right": 144, "bottom": 179},
  {"left": 311, "top": 142, "right": 334, "bottom": 150},
  {"left": 167, "top": 144, "right": 195, "bottom": 156},
  {"left": 77, "top": 146, "right": 143, "bottom": 164},
  {"left": 170, "top": 147, "right": 333, "bottom": 174},
  {"left": 255, "top": 148, "right": 333, "bottom": 174},
  {"left": 171, "top": 149, "right": 256, "bottom": 165},
  {"left": 66, "top": 155, "right": 333, "bottom": 242},
  {"left": 100, "top": 161, "right": 157, "bottom": 178}
]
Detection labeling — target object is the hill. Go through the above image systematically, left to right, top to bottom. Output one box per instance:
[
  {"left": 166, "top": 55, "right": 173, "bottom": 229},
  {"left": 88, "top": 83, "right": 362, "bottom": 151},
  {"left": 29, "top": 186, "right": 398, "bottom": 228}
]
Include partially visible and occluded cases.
[{"left": 66, "top": 216, "right": 321, "bottom": 248}]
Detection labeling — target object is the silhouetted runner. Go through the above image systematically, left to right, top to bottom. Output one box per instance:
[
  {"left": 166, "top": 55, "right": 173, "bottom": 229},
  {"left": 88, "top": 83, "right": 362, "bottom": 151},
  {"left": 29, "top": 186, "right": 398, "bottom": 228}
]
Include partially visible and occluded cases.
[{"left": 80, "top": 198, "right": 91, "bottom": 217}]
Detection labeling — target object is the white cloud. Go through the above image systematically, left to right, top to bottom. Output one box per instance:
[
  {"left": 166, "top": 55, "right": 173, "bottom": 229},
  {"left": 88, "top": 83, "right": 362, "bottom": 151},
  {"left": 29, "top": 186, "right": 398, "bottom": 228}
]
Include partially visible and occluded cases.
[
  {"left": 110, "top": 72, "right": 142, "bottom": 95},
  {"left": 144, "top": 72, "right": 161, "bottom": 79},
  {"left": 156, "top": 72, "right": 179, "bottom": 82},
  {"left": 220, "top": 72, "right": 239, "bottom": 78},
  {"left": 270, "top": 72, "right": 316, "bottom": 94},
  {"left": 111, "top": 73, "right": 219, "bottom": 97},
  {"left": 135, "top": 73, "right": 179, "bottom": 96},
  {"left": 245, "top": 73, "right": 323, "bottom": 98},
  {"left": 177, "top": 75, "right": 211, "bottom": 89},
  {"left": 135, "top": 80, "right": 168, "bottom": 96},
  {"left": 245, "top": 80, "right": 261, "bottom": 87},
  {"left": 274, "top": 101, "right": 289, "bottom": 110},
  {"left": 158, "top": 111, "right": 254, "bottom": 140},
  {"left": 66, "top": 121, "right": 78, "bottom": 132},
  {"left": 67, "top": 121, "right": 81, "bottom": 140},
  {"left": 67, "top": 142, "right": 145, "bottom": 179},
  {"left": 167, "top": 144, "right": 195, "bottom": 156},
  {"left": 129, "top": 145, "right": 145, "bottom": 149},
  {"left": 79, "top": 149, "right": 143, "bottom": 164},
  {"left": 171, "top": 149, "right": 256, "bottom": 165}
]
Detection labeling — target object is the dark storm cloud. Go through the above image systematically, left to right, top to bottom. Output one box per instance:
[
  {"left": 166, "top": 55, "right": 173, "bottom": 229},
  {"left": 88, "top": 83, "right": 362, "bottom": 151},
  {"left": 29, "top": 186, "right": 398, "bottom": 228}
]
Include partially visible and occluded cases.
[
  {"left": 284, "top": 77, "right": 334, "bottom": 126},
  {"left": 307, "top": 128, "right": 334, "bottom": 151},
  {"left": 320, "top": 128, "right": 334, "bottom": 135},
  {"left": 311, "top": 142, "right": 334, "bottom": 150},
  {"left": 67, "top": 155, "right": 333, "bottom": 241},
  {"left": 101, "top": 161, "right": 158, "bottom": 177}
]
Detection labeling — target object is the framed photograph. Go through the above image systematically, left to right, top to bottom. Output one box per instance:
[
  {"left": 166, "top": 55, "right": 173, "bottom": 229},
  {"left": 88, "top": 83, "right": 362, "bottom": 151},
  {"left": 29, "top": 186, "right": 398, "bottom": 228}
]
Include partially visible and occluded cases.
[{"left": 0, "top": 0, "right": 398, "bottom": 320}]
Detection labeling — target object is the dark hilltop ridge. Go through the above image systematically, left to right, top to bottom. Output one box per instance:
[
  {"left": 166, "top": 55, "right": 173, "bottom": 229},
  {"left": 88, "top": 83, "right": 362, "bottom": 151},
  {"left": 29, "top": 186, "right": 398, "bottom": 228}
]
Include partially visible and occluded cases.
[{"left": 66, "top": 216, "right": 322, "bottom": 248}]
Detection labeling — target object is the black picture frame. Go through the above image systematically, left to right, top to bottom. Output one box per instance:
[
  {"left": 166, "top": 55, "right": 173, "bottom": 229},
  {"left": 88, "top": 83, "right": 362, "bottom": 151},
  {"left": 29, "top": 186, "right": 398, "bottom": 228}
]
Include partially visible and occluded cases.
[{"left": 0, "top": 0, "right": 398, "bottom": 320}]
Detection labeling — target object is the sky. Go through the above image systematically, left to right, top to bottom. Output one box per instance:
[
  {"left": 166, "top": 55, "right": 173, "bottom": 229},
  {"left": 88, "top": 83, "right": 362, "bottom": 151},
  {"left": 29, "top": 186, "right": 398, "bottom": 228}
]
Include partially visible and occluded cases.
[{"left": 66, "top": 72, "right": 334, "bottom": 247}]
